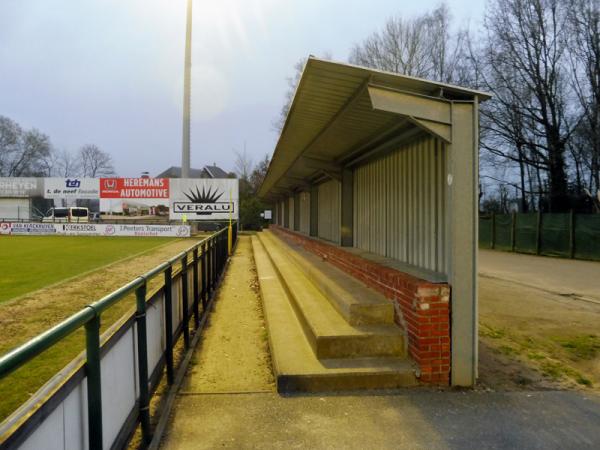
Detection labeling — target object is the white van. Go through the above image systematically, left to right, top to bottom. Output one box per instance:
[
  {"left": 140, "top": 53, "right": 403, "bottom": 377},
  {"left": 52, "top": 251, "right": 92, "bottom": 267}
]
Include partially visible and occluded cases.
[{"left": 42, "top": 207, "right": 89, "bottom": 223}]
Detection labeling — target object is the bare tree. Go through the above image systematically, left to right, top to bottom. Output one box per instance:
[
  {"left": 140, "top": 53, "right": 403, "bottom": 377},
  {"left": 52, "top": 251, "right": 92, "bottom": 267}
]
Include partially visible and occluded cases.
[
  {"left": 470, "top": 0, "right": 574, "bottom": 212},
  {"left": 567, "top": 0, "right": 600, "bottom": 195},
  {"left": 349, "top": 4, "right": 468, "bottom": 83},
  {"left": 273, "top": 52, "right": 333, "bottom": 133},
  {"left": 0, "top": 116, "right": 53, "bottom": 176},
  {"left": 78, "top": 144, "right": 115, "bottom": 177},
  {"left": 234, "top": 148, "right": 253, "bottom": 181},
  {"left": 54, "top": 149, "right": 82, "bottom": 177},
  {"left": 249, "top": 153, "right": 271, "bottom": 194}
]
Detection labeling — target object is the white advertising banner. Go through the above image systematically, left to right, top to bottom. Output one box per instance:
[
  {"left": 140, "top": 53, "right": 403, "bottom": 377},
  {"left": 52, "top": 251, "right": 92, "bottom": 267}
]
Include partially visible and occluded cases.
[
  {"left": 0, "top": 178, "right": 42, "bottom": 197},
  {"left": 43, "top": 178, "right": 100, "bottom": 199},
  {"left": 169, "top": 179, "right": 238, "bottom": 221},
  {"left": 0, "top": 222, "right": 190, "bottom": 237},
  {"left": 1, "top": 222, "right": 57, "bottom": 235}
]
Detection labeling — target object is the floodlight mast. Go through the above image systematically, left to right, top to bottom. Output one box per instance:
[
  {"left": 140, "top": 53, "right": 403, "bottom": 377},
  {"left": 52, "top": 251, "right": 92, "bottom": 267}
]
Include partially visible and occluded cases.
[{"left": 181, "top": 0, "right": 192, "bottom": 179}]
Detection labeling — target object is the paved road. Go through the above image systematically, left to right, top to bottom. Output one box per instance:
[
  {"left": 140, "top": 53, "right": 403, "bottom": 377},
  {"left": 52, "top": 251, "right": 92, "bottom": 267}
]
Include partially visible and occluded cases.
[
  {"left": 479, "top": 250, "right": 600, "bottom": 302},
  {"left": 163, "top": 389, "right": 600, "bottom": 449}
]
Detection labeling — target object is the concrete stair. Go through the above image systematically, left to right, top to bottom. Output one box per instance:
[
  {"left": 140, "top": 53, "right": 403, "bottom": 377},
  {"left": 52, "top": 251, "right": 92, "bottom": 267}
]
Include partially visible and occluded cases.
[
  {"left": 252, "top": 231, "right": 418, "bottom": 392},
  {"left": 268, "top": 234, "right": 395, "bottom": 326}
]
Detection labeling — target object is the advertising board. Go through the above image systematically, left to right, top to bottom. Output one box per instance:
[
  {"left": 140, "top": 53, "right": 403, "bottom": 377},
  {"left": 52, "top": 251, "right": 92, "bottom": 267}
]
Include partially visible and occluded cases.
[
  {"left": 2, "top": 177, "right": 240, "bottom": 222},
  {"left": 0, "top": 178, "right": 41, "bottom": 197},
  {"left": 43, "top": 178, "right": 99, "bottom": 199},
  {"left": 99, "top": 178, "right": 170, "bottom": 216},
  {"left": 169, "top": 179, "right": 238, "bottom": 221},
  {"left": 0, "top": 222, "right": 190, "bottom": 237},
  {"left": 3, "top": 222, "right": 57, "bottom": 235}
]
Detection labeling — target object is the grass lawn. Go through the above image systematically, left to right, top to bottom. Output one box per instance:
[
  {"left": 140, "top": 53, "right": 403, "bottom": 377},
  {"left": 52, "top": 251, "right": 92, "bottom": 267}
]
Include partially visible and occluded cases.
[
  {"left": 0, "top": 235, "right": 174, "bottom": 303},
  {"left": 0, "top": 236, "right": 200, "bottom": 422}
]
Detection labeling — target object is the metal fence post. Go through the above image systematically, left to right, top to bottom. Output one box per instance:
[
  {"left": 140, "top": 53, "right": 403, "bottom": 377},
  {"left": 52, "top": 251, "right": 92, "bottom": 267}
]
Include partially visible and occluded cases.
[
  {"left": 569, "top": 210, "right": 575, "bottom": 259},
  {"left": 511, "top": 211, "right": 516, "bottom": 252},
  {"left": 536, "top": 211, "right": 542, "bottom": 255},
  {"left": 491, "top": 212, "right": 496, "bottom": 249},
  {"left": 209, "top": 239, "right": 215, "bottom": 293},
  {"left": 201, "top": 242, "right": 207, "bottom": 310},
  {"left": 192, "top": 248, "right": 199, "bottom": 329},
  {"left": 181, "top": 255, "right": 190, "bottom": 348},
  {"left": 164, "top": 266, "right": 174, "bottom": 385},
  {"left": 135, "top": 282, "right": 152, "bottom": 446},
  {"left": 85, "top": 314, "right": 103, "bottom": 450}
]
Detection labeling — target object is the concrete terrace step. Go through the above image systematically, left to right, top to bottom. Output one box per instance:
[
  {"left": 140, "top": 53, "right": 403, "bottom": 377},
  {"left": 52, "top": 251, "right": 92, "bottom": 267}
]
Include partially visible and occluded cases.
[
  {"left": 266, "top": 231, "right": 394, "bottom": 326},
  {"left": 257, "top": 232, "right": 405, "bottom": 359},
  {"left": 251, "top": 236, "right": 418, "bottom": 392}
]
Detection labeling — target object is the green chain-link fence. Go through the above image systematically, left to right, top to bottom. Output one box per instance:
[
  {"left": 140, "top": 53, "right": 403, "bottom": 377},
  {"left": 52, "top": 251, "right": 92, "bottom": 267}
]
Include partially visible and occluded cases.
[{"left": 479, "top": 212, "right": 600, "bottom": 261}]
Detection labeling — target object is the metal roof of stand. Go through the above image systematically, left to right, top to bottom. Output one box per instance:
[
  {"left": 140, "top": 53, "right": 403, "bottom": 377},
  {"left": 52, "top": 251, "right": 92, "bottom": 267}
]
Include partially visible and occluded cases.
[{"left": 260, "top": 57, "right": 491, "bottom": 202}]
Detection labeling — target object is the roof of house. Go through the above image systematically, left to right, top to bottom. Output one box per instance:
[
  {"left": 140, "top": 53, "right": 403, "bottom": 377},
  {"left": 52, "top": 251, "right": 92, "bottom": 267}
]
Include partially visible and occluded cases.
[
  {"left": 155, "top": 165, "right": 229, "bottom": 179},
  {"left": 202, "top": 165, "right": 229, "bottom": 178}
]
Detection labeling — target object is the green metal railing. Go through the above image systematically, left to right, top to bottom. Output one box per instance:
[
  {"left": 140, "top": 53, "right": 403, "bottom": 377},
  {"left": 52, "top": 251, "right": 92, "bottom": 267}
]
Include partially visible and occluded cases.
[{"left": 0, "top": 223, "right": 237, "bottom": 449}]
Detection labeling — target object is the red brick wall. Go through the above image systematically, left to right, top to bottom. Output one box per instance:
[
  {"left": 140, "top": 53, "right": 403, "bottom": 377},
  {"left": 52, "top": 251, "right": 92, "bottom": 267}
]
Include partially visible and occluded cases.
[{"left": 271, "top": 225, "right": 450, "bottom": 385}]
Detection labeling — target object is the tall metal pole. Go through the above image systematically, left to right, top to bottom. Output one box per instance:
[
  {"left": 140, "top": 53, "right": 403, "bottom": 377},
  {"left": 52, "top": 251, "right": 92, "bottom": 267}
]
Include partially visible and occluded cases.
[{"left": 181, "top": 0, "right": 192, "bottom": 179}]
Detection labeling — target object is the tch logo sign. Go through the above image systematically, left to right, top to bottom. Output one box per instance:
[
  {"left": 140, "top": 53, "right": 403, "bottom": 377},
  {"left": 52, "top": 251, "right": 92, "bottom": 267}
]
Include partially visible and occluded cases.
[
  {"left": 65, "top": 179, "right": 81, "bottom": 188},
  {"left": 172, "top": 186, "right": 233, "bottom": 215}
]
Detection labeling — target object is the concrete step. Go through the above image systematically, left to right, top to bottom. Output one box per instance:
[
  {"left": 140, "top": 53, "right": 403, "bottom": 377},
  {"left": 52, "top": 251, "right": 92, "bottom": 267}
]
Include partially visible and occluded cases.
[
  {"left": 265, "top": 231, "right": 394, "bottom": 325},
  {"left": 257, "top": 232, "right": 405, "bottom": 359},
  {"left": 251, "top": 236, "right": 418, "bottom": 392}
]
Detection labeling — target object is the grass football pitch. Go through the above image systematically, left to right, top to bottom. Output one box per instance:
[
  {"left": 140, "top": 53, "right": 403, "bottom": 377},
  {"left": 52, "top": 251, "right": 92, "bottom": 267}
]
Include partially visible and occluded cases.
[
  {"left": 0, "top": 234, "right": 199, "bottom": 422},
  {"left": 0, "top": 235, "right": 175, "bottom": 303}
]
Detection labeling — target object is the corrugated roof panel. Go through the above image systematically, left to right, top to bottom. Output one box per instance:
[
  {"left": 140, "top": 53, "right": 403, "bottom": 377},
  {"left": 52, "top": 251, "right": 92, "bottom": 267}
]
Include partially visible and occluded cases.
[{"left": 260, "top": 57, "right": 490, "bottom": 201}]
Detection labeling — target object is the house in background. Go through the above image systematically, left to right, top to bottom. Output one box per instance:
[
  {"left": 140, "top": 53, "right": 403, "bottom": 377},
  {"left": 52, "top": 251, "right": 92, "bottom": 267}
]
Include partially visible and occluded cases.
[{"left": 156, "top": 165, "right": 230, "bottom": 179}]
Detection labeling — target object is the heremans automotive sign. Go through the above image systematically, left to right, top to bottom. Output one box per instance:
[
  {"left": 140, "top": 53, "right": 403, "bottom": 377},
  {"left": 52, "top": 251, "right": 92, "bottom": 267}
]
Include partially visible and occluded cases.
[{"left": 169, "top": 179, "right": 238, "bottom": 220}]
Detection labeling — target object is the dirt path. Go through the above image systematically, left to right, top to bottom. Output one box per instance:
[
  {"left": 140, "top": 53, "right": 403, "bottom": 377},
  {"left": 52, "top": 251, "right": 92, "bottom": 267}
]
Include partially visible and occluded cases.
[
  {"left": 162, "top": 235, "right": 274, "bottom": 448},
  {"left": 179, "top": 235, "right": 274, "bottom": 393},
  {"left": 480, "top": 249, "right": 600, "bottom": 302},
  {"left": 478, "top": 273, "right": 600, "bottom": 391}
]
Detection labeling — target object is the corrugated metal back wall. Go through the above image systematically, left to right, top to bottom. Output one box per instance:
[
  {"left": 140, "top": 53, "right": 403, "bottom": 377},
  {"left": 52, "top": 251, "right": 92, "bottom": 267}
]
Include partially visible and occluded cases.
[
  {"left": 353, "top": 136, "right": 447, "bottom": 275},
  {"left": 318, "top": 179, "right": 341, "bottom": 244},
  {"left": 299, "top": 191, "right": 310, "bottom": 234},
  {"left": 288, "top": 196, "right": 295, "bottom": 229}
]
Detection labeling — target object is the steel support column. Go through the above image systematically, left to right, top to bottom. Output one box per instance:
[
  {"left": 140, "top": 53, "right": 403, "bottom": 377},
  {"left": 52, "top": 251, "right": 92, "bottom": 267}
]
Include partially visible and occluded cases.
[
  {"left": 446, "top": 100, "right": 478, "bottom": 387},
  {"left": 341, "top": 168, "right": 353, "bottom": 246},
  {"left": 309, "top": 185, "right": 318, "bottom": 237},
  {"left": 294, "top": 192, "right": 301, "bottom": 231},
  {"left": 284, "top": 197, "right": 290, "bottom": 228}
]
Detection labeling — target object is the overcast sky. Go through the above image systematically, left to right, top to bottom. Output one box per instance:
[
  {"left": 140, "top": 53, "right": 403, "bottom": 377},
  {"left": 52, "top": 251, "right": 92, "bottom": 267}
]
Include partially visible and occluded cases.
[{"left": 0, "top": 0, "right": 486, "bottom": 177}]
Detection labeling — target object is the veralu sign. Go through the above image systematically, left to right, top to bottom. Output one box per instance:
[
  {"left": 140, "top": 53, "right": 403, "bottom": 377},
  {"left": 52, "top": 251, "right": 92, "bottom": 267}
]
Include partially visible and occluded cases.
[
  {"left": 44, "top": 178, "right": 99, "bottom": 199},
  {"left": 169, "top": 179, "right": 238, "bottom": 221}
]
